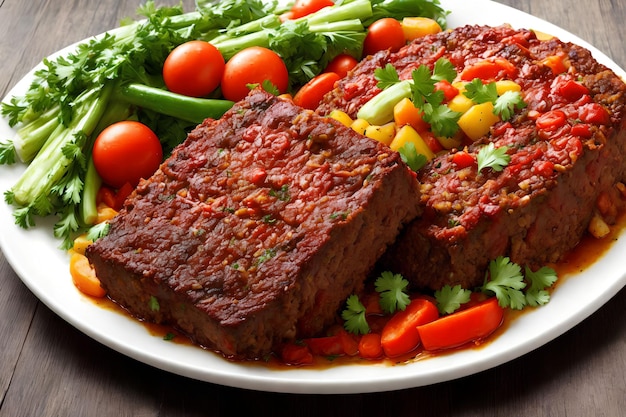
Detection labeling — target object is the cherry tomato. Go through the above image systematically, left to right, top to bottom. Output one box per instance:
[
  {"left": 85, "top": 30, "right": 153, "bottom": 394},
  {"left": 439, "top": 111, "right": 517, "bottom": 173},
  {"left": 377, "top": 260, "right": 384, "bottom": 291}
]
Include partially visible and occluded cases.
[
  {"left": 290, "top": 0, "right": 334, "bottom": 19},
  {"left": 363, "top": 18, "right": 406, "bottom": 56},
  {"left": 162, "top": 41, "right": 225, "bottom": 98},
  {"left": 221, "top": 46, "right": 289, "bottom": 102},
  {"left": 324, "top": 54, "right": 358, "bottom": 78},
  {"left": 293, "top": 72, "right": 340, "bottom": 110},
  {"left": 92, "top": 121, "right": 163, "bottom": 189}
]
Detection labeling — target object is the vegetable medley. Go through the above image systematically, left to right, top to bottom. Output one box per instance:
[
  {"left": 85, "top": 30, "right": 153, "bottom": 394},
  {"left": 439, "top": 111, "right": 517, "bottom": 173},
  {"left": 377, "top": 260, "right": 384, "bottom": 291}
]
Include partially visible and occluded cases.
[{"left": 0, "top": 0, "right": 562, "bottom": 365}]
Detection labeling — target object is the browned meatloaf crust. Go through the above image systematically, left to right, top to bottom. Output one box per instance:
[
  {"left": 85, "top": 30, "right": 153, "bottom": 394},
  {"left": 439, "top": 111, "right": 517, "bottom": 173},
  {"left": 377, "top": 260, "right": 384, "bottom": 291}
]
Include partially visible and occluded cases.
[
  {"left": 319, "top": 25, "right": 626, "bottom": 290},
  {"left": 86, "top": 88, "right": 421, "bottom": 359}
]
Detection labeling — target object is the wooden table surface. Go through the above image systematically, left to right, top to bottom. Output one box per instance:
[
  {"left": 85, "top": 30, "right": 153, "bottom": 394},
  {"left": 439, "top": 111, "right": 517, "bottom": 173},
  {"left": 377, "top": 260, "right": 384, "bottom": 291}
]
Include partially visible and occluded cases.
[{"left": 1, "top": 0, "right": 625, "bottom": 415}]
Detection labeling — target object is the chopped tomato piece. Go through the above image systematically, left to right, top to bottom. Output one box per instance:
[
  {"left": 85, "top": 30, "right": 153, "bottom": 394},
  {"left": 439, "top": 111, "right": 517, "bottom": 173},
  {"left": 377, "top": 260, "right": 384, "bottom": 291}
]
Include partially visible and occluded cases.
[
  {"left": 460, "top": 58, "right": 517, "bottom": 81},
  {"left": 536, "top": 110, "right": 567, "bottom": 130},
  {"left": 452, "top": 150, "right": 476, "bottom": 169},
  {"left": 281, "top": 343, "right": 313, "bottom": 365}
]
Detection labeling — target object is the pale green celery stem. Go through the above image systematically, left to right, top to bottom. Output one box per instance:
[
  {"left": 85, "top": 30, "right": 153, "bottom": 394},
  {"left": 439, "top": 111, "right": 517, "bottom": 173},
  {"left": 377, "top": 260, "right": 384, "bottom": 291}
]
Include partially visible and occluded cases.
[
  {"left": 301, "top": 0, "right": 373, "bottom": 26},
  {"left": 208, "top": 14, "right": 281, "bottom": 44},
  {"left": 309, "top": 19, "right": 364, "bottom": 33},
  {"left": 212, "top": 31, "right": 271, "bottom": 60},
  {"left": 357, "top": 80, "right": 413, "bottom": 125},
  {"left": 11, "top": 84, "right": 114, "bottom": 206},
  {"left": 80, "top": 99, "right": 132, "bottom": 226},
  {"left": 13, "top": 105, "right": 61, "bottom": 163}
]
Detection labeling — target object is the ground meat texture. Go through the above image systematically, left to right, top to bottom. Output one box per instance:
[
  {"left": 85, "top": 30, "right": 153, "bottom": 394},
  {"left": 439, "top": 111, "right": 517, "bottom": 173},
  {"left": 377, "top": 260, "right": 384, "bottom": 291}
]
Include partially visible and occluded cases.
[
  {"left": 318, "top": 25, "right": 626, "bottom": 290},
  {"left": 86, "top": 89, "right": 421, "bottom": 359}
]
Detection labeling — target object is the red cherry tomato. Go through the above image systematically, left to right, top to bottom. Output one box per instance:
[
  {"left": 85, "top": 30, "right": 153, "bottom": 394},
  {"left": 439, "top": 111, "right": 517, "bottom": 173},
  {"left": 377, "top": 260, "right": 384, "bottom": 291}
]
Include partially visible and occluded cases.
[
  {"left": 290, "top": 0, "right": 334, "bottom": 19},
  {"left": 363, "top": 18, "right": 406, "bottom": 56},
  {"left": 162, "top": 41, "right": 225, "bottom": 97},
  {"left": 221, "top": 46, "right": 289, "bottom": 102},
  {"left": 324, "top": 54, "right": 358, "bottom": 78},
  {"left": 293, "top": 72, "right": 340, "bottom": 110},
  {"left": 92, "top": 121, "right": 163, "bottom": 189}
]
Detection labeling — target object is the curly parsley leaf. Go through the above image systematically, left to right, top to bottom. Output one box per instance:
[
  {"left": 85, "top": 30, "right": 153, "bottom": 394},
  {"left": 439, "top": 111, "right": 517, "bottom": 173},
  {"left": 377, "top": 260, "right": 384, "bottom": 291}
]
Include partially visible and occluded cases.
[
  {"left": 398, "top": 142, "right": 428, "bottom": 172},
  {"left": 477, "top": 143, "right": 510, "bottom": 172},
  {"left": 482, "top": 256, "right": 527, "bottom": 310},
  {"left": 524, "top": 265, "right": 558, "bottom": 307},
  {"left": 375, "top": 271, "right": 411, "bottom": 314},
  {"left": 435, "top": 284, "right": 472, "bottom": 314},
  {"left": 341, "top": 294, "right": 370, "bottom": 335}
]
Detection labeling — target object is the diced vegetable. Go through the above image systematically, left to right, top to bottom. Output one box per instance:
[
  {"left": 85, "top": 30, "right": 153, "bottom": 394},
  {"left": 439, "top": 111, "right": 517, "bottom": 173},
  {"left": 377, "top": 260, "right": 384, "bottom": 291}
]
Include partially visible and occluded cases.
[
  {"left": 400, "top": 17, "right": 441, "bottom": 40},
  {"left": 393, "top": 97, "right": 429, "bottom": 132},
  {"left": 457, "top": 102, "right": 500, "bottom": 141},
  {"left": 328, "top": 109, "right": 353, "bottom": 127},
  {"left": 364, "top": 122, "right": 396, "bottom": 145},
  {"left": 389, "top": 125, "right": 435, "bottom": 161},
  {"left": 69, "top": 250, "right": 107, "bottom": 298},
  {"left": 417, "top": 297, "right": 504, "bottom": 351},
  {"left": 381, "top": 298, "right": 439, "bottom": 357},
  {"left": 358, "top": 333, "right": 384, "bottom": 359}
]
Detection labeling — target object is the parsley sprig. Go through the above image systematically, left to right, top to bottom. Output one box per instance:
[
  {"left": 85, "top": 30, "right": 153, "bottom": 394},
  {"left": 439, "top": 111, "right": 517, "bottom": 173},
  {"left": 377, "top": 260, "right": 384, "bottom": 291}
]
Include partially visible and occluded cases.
[
  {"left": 463, "top": 79, "right": 526, "bottom": 121},
  {"left": 477, "top": 143, "right": 510, "bottom": 172},
  {"left": 434, "top": 256, "right": 558, "bottom": 314},
  {"left": 342, "top": 271, "right": 412, "bottom": 334}
]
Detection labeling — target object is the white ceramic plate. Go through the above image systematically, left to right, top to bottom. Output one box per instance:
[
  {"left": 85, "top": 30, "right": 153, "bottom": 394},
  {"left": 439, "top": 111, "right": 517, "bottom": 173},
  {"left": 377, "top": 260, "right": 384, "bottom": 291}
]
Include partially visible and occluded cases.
[{"left": 1, "top": 0, "right": 625, "bottom": 394}]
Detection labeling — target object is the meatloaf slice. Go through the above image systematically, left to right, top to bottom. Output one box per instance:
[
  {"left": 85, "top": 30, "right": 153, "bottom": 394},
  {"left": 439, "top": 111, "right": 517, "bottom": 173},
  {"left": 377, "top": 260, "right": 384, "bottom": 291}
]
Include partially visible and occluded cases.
[
  {"left": 319, "top": 25, "right": 626, "bottom": 290},
  {"left": 86, "top": 88, "right": 421, "bottom": 359}
]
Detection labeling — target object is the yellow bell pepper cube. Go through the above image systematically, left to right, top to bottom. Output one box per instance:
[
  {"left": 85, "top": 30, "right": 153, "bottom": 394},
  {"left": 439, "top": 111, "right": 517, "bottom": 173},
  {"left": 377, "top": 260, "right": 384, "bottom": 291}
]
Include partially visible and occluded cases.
[
  {"left": 457, "top": 102, "right": 500, "bottom": 141},
  {"left": 364, "top": 122, "right": 397, "bottom": 146},
  {"left": 389, "top": 125, "right": 435, "bottom": 160}
]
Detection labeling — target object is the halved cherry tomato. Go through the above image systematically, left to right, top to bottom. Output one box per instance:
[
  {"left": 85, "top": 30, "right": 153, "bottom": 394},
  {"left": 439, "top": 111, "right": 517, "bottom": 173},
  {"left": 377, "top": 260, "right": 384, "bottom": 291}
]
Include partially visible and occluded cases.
[
  {"left": 290, "top": 0, "right": 334, "bottom": 19},
  {"left": 363, "top": 18, "right": 406, "bottom": 56},
  {"left": 163, "top": 41, "right": 225, "bottom": 97},
  {"left": 221, "top": 46, "right": 289, "bottom": 102},
  {"left": 324, "top": 54, "right": 358, "bottom": 78},
  {"left": 293, "top": 72, "right": 340, "bottom": 110},
  {"left": 92, "top": 121, "right": 163, "bottom": 189},
  {"left": 417, "top": 297, "right": 504, "bottom": 351},
  {"left": 380, "top": 298, "right": 439, "bottom": 357}
]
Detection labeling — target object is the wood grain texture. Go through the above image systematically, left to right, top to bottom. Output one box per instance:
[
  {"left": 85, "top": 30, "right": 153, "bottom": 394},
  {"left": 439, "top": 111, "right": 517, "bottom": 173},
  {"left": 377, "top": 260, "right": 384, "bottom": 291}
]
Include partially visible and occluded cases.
[{"left": 1, "top": 0, "right": 625, "bottom": 416}]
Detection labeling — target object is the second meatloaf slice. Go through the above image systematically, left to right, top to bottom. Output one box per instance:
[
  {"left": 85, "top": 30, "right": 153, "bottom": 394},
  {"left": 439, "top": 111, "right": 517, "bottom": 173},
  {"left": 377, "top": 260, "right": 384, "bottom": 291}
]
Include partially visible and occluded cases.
[{"left": 86, "top": 89, "right": 421, "bottom": 360}]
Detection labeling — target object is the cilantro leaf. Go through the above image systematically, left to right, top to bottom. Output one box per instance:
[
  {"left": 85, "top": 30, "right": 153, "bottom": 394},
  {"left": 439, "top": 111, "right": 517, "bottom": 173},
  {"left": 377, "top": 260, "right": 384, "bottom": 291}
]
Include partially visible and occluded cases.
[
  {"left": 432, "top": 58, "right": 457, "bottom": 83},
  {"left": 375, "top": 63, "right": 401, "bottom": 90},
  {"left": 410, "top": 65, "right": 437, "bottom": 107},
  {"left": 463, "top": 79, "right": 498, "bottom": 104},
  {"left": 494, "top": 90, "right": 527, "bottom": 121},
  {"left": 424, "top": 103, "right": 462, "bottom": 138},
  {"left": 398, "top": 142, "right": 428, "bottom": 172},
  {"left": 477, "top": 143, "right": 510, "bottom": 172},
  {"left": 86, "top": 221, "right": 111, "bottom": 242},
  {"left": 482, "top": 256, "right": 527, "bottom": 310},
  {"left": 524, "top": 265, "right": 558, "bottom": 307},
  {"left": 375, "top": 271, "right": 411, "bottom": 313},
  {"left": 435, "top": 284, "right": 472, "bottom": 314},
  {"left": 341, "top": 294, "right": 370, "bottom": 335}
]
